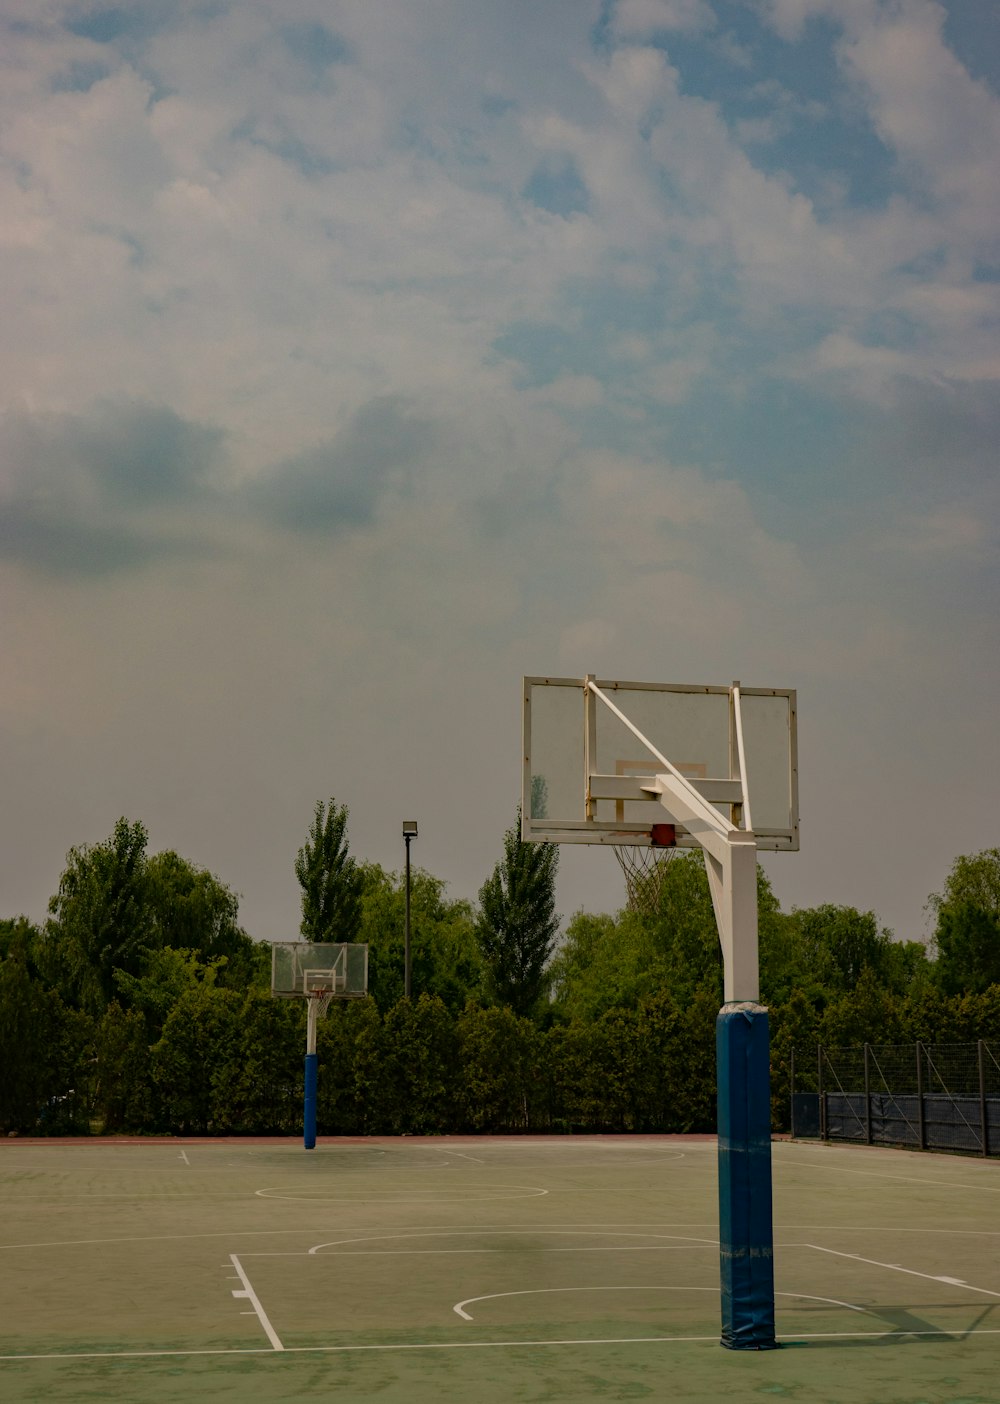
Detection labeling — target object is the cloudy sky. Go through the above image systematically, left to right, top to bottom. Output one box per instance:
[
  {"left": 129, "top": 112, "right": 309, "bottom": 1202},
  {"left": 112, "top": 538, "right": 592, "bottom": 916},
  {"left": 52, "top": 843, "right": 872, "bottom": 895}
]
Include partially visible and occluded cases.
[{"left": 1, "top": 0, "right": 997, "bottom": 950}]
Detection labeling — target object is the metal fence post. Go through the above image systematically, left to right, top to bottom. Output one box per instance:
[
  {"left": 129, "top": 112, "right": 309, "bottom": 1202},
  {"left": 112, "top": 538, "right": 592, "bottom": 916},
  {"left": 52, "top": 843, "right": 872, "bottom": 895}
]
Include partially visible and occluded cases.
[
  {"left": 979, "top": 1040, "right": 989, "bottom": 1158},
  {"left": 916, "top": 1042, "right": 926, "bottom": 1151},
  {"left": 864, "top": 1043, "right": 872, "bottom": 1145},
  {"left": 818, "top": 1044, "right": 826, "bottom": 1141},
  {"left": 790, "top": 1046, "right": 796, "bottom": 1138}
]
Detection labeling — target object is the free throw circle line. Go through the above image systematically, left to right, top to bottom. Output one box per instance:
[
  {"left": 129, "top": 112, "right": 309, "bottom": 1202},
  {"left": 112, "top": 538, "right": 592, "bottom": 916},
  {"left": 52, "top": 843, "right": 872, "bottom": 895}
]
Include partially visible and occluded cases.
[{"left": 454, "top": 1287, "right": 874, "bottom": 1321}]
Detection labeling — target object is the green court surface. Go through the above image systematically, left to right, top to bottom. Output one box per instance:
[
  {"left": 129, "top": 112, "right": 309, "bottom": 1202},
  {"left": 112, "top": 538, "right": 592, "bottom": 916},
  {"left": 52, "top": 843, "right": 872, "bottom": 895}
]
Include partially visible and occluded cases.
[{"left": 1, "top": 1135, "right": 998, "bottom": 1403}]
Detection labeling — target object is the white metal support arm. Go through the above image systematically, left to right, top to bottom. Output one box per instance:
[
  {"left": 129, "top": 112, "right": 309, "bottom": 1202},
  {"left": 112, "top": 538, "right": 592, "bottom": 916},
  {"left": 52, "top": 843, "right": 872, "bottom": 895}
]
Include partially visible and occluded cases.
[{"left": 585, "top": 678, "right": 760, "bottom": 1004}]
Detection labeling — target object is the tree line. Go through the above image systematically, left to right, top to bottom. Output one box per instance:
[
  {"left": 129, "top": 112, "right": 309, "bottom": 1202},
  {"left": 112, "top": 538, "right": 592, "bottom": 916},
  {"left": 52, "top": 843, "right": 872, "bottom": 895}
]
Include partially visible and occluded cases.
[{"left": 1, "top": 802, "right": 998, "bottom": 1137}]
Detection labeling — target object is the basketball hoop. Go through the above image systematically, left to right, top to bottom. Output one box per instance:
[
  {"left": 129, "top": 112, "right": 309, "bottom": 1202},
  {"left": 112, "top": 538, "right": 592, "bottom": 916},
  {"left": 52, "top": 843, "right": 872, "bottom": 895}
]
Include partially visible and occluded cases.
[
  {"left": 520, "top": 672, "right": 797, "bottom": 1350},
  {"left": 614, "top": 842, "right": 677, "bottom": 914},
  {"left": 269, "top": 943, "right": 369, "bottom": 1152},
  {"left": 307, "top": 987, "right": 336, "bottom": 1020}
]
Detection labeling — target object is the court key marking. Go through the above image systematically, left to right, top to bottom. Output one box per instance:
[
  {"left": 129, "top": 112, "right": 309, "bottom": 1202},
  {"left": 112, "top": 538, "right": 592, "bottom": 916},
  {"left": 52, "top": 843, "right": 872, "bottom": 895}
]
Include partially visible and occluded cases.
[
  {"left": 806, "top": 1245, "right": 1000, "bottom": 1299},
  {"left": 227, "top": 1253, "right": 284, "bottom": 1351}
]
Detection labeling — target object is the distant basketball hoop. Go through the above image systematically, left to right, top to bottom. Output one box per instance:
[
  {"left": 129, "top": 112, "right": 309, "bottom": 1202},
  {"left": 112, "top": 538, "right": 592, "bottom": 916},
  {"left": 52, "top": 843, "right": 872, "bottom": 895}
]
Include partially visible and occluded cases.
[{"left": 270, "top": 942, "right": 368, "bottom": 1150}]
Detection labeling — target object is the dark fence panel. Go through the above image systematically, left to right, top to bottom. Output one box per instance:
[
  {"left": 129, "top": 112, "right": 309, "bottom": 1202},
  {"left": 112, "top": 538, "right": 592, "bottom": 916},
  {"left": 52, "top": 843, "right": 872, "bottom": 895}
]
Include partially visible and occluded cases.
[
  {"left": 792, "top": 1042, "right": 1000, "bottom": 1157},
  {"left": 823, "top": 1092, "right": 866, "bottom": 1143},
  {"left": 790, "top": 1093, "right": 819, "bottom": 1139},
  {"left": 870, "top": 1093, "right": 921, "bottom": 1149},
  {"left": 922, "top": 1093, "right": 995, "bottom": 1154}
]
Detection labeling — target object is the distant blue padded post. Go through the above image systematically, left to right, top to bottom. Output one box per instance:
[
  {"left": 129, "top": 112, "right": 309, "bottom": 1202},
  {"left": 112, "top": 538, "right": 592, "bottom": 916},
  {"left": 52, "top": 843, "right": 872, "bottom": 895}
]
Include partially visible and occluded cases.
[
  {"left": 717, "top": 1003, "right": 777, "bottom": 1350},
  {"left": 304, "top": 1052, "right": 318, "bottom": 1150}
]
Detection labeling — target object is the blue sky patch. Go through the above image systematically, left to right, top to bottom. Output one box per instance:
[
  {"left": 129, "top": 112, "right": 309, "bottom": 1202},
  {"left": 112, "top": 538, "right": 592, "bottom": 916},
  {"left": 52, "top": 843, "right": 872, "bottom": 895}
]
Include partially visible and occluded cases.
[{"left": 523, "top": 158, "right": 590, "bottom": 217}]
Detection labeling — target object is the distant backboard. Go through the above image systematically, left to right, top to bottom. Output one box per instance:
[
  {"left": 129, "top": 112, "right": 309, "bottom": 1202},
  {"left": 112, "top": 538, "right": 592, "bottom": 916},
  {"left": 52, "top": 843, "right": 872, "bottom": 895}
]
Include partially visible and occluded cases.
[
  {"left": 522, "top": 677, "right": 798, "bottom": 852},
  {"left": 270, "top": 942, "right": 369, "bottom": 999}
]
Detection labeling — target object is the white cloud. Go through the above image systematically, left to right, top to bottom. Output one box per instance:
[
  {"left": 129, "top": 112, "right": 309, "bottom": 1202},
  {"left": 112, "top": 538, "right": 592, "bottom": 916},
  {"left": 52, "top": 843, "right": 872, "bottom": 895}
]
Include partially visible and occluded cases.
[
  {"left": 613, "top": 0, "right": 717, "bottom": 39},
  {"left": 835, "top": 0, "right": 1000, "bottom": 241},
  {"left": 808, "top": 332, "right": 923, "bottom": 398},
  {"left": 527, "top": 375, "right": 606, "bottom": 409},
  {"left": 882, "top": 505, "right": 993, "bottom": 559}
]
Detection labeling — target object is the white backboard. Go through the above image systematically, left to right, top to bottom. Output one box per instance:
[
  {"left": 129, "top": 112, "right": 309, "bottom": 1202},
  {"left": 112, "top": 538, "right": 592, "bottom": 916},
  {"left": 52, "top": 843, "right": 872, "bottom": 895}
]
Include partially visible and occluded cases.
[
  {"left": 521, "top": 677, "right": 798, "bottom": 852},
  {"left": 270, "top": 941, "right": 369, "bottom": 998}
]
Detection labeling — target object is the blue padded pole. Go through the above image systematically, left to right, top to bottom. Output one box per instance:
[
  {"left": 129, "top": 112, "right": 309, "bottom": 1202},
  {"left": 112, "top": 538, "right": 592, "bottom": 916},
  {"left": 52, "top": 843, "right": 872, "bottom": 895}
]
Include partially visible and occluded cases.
[
  {"left": 717, "top": 1003, "right": 777, "bottom": 1350},
  {"left": 304, "top": 1052, "right": 318, "bottom": 1151}
]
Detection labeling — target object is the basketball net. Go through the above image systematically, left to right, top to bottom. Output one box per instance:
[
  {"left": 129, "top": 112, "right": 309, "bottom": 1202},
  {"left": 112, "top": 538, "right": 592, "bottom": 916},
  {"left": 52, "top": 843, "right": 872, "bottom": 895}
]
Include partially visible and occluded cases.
[
  {"left": 613, "top": 844, "right": 677, "bottom": 915},
  {"left": 308, "top": 988, "right": 337, "bottom": 1019}
]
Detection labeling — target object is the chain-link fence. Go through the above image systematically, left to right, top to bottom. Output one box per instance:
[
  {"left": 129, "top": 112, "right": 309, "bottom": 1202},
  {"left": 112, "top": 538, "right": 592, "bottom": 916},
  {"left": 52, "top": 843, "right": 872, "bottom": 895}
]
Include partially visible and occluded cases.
[{"left": 790, "top": 1042, "right": 1000, "bottom": 1157}]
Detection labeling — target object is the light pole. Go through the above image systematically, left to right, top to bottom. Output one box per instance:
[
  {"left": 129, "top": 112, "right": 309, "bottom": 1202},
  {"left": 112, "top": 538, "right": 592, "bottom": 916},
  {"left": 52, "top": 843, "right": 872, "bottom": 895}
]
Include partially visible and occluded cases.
[{"left": 402, "top": 820, "right": 418, "bottom": 998}]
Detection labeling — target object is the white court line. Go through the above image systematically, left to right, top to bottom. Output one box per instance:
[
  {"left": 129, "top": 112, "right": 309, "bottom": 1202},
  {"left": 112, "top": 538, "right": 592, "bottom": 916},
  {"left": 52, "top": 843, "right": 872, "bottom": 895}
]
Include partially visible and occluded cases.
[
  {"left": 179, "top": 1149, "right": 190, "bottom": 1166},
  {"left": 777, "top": 1154, "right": 1000, "bottom": 1193},
  {"left": 256, "top": 1182, "right": 548, "bottom": 1203},
  {"left": 8, "top": 1220, "right": 995, "bottom": 1256},
  {"left": 0, "top": 1221, "right": 714, "bottom": 1253},
  {"left": 776, "top": 1225, "right": 1000, "bottom": 1237},
  {"left": 308, "top": 1229, "right": 717, "bottom": 1255},
  {"left": 806, "top": 1244, "right": 1000, "bottom": 1299},
  {"left": 302, "top": 1246, "right": 705, "bottom": 1258},
  {"left": 249, "top": 1247, "right": 709, "bottom": 1260},
  {"left": 228, "top": 1253, "right": 284, "bottom": 1351},
  {"left": 453, "top": 1286, "right": 871, "bottom": 1321},
  {"left": 7, "top": 1328, "right": 1000, "bottom": 1362}
]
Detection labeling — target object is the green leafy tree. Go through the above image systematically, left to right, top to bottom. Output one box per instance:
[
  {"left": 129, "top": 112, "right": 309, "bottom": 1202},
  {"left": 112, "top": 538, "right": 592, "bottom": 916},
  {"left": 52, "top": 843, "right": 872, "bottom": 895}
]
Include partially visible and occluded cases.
[
  {"left": 295, "top": 799, "right": 363, "bottom": 943},
  {"left": 476, "top": 811, "right": 559, "bottom": 1018},
  {"left": 43, "top": 818, "right": 153, "bottom": 1014},
  {"left": 40, "top": 820, "right": 258, "bottom": 1017},
  {"left": 930, "top": 848, "right": 1000, "bottom": 917},
  {"left": 929, "top": 850, "right": 1000, "bottom": 995},
  {"left": 145, "top": 851, "right": 260, "bottom": 985},
  {"left": 648, "top": 852, "right": 722, "bottom": 1002},
  {"left": 549, "top": 856, "right": 785, "bottom": 1020},
  {"left": 357, "top": 862, "right": 483, "bottom": 1011},
  {"left": 758, "top": 902, "right": 818, "bottom": 1007},
  {"left": 933, "top": 903, "right": 1000, "bottom": 995},
  {"left": 789, "top": 904, "right": 897, "bottom": 996},
  {"left": 548, "top": 910, "right": 670, "bottom": 1023},
  {"left": 549, "top": 911, "right": 631, "bottom": 1022},
  {"left": 0, "top": 916, "right": 43, "bottom": 969},
  {"left": 880, "top": 938, "right": 933, "bottom": 996},
  {"left": 0, "top": 939, "right": 93, "bottom": 1134},
  {"left": 113, "top": 946, "right": 230, "bottom": 1038},
  {"left": 0, "top": 954, "right": 59, "bottom": 1132},
  {"left": 820, "top": 967, "right": 905, "bottom": 1047},
  {"left": 901, "top": 983, "right": 1000, "bottom": 1045},
  {"left": 671, "top": 984, "right": 720, "bottom": 1132},
  {"left": 151, "top": 985, "right": 241, "bottom": 1134},
  {"left": 542, "top": 987, "right": 716, "bottom": 1133},
  {"left": 210, "top": 988, "right": 303, "bottom": 1134},
  {"left": 768, "top": 988, "right": 820, "bottom": 1131},
  {"left": 630, "top": 991, "right": 685, "bottom": 1131},
  {"left": 379, "top": 994, "right": 459, "bottom": 1133},
  {"left": 589, "top": 995, "right": 709, "bottom": 1133},
  {"left": 350, "top": 997, "right": 394, "bottom": 1133},
  {"left": 316, "top": 999, "right": 383, "bottom": 1134},
  {"left": 94, "top": 1002, "right": 155, "bottom": 1132},
  {"left": 457, "top": 1003, "right": 540, "bottom": 1131},
  {"left": 590, "top": 1007, "right": 646, "bottom": 1132},
  {"left": 545, "top": 1021, "right": 602, "bottom": 1130}
]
